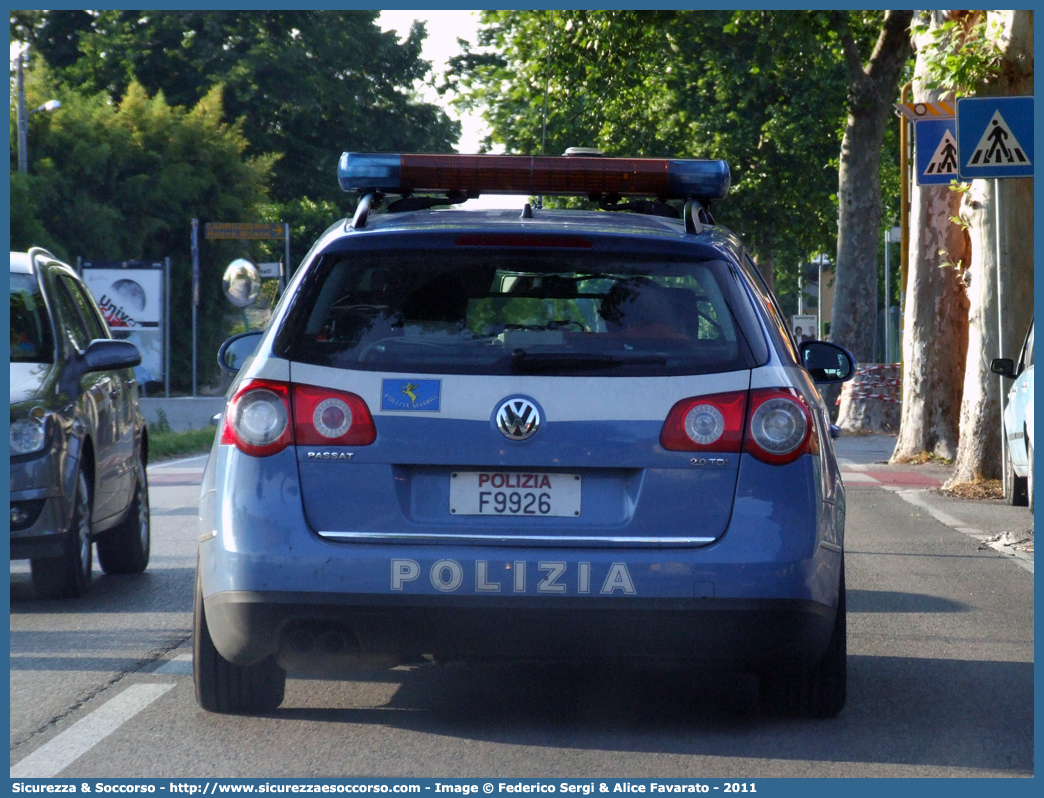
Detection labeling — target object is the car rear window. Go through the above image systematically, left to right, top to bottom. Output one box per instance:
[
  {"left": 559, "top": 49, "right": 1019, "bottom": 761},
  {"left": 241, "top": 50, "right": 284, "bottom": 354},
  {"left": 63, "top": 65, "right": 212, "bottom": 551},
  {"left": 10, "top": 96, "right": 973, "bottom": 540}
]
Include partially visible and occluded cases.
[
  {"left": 275, "top": 249, "right": 763, "bottom": 377},
  {"left": 10, "top": 272, "right": 54, "bottom": 363}
]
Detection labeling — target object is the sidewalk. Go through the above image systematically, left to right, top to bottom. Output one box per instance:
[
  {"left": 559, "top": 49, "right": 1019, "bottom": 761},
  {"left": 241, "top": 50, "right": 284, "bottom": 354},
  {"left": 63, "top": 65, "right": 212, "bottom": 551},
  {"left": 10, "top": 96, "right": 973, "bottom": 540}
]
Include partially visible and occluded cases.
[
  {"left": 139, "top": 396, "right": 225, "bottom": 432},
  {"left": 834, "top": 433, "right": 1034, "bottom": 573}
]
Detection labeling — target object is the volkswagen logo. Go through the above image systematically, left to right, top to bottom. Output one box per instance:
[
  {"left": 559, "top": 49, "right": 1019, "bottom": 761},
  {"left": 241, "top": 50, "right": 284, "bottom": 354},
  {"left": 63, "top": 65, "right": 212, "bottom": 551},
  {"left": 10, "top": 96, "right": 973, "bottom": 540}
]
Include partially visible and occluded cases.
[{"left": 495, "top": 397, "right": 542, "bottom": 441}]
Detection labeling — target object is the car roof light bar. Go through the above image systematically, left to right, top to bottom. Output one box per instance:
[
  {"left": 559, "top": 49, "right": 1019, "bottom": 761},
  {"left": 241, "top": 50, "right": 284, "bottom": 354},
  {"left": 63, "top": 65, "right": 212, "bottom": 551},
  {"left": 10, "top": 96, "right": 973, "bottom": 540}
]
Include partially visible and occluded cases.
[{"left": 338, "top": 153, "right": 731, "bottom": 201}]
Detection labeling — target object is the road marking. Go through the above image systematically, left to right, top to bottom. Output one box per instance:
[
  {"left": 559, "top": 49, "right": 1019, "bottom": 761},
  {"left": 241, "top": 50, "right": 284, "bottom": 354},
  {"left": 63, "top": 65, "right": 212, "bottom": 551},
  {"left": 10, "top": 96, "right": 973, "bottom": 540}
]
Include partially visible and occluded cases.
[
  {"left": 837, "top": 459, "right": 869, "bottom": 469},
  {"left": 841, "top": 471, "right": 879, "bottom": 483},
  {"left": 890, "top": 488, "right": 1034, "bottom": 575},
  {"left": 154, "top": 653, "right": 193, "bottom": 676},
  {"left": 10, "top": 684, "right": 174, "bottom": 778}
]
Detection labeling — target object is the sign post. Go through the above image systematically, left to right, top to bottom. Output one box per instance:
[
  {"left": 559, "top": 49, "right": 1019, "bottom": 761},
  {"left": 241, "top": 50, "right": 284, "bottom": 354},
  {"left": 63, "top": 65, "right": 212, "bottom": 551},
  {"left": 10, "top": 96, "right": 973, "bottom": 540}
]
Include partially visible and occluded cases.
[
  {"left": 956, "top": 95, "right": 1033, "bottom": 495},
  {"left": 191, "top": 219, "right": 200, "bottom": 397},
  {"left": 284, "top": 223, "right": 291, "bottom": 293},
  {"left": 884, "top": 226, "right": 901, "bottom": 363},
  {"left": 164, "top": 257, "right": 171, "bottom": 398}
]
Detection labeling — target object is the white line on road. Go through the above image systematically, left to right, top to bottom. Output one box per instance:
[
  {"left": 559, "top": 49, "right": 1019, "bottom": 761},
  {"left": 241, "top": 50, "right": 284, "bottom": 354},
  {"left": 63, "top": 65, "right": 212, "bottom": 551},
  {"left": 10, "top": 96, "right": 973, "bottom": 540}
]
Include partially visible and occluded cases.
[
  {"left": 837, "top": 460, "right": 870, "bottom": 471},
  {"left": 840, "top": 471, "right": 879, "bottom": 483},
  {"left": 890, "top": 488, "right": 1034, "bottom": 574},
  {"left": 153, "top": 653, "right": 193, "bottom": 676},
  {"left": 10, "top": 684, "right": 175, "bottom": 778}
]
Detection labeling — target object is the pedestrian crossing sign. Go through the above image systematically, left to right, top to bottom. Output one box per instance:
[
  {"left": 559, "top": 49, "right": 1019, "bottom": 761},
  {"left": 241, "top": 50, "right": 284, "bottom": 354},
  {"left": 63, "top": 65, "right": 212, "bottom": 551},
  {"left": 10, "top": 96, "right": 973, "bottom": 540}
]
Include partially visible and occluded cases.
[
  {"left": 957, "top": 96, "right": 1033, "bottom": 179},
  {"left": 915, "top": 118, "right": 959, "bottom": 185}
]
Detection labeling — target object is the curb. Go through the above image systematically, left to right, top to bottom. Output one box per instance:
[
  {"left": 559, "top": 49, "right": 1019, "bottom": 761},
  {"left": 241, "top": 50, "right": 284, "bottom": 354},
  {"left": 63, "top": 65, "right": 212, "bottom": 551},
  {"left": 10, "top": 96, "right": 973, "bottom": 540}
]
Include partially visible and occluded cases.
[{"left": 887, "top": 487, "right": 1034, "bottom": 574}]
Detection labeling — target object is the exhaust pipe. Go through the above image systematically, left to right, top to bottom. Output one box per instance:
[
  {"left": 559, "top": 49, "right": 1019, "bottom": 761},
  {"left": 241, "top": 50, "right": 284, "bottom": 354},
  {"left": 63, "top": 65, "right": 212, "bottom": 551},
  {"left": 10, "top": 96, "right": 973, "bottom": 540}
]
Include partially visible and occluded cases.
[{"left": 276, "top": 621, "right": 399, "bottom": 675}]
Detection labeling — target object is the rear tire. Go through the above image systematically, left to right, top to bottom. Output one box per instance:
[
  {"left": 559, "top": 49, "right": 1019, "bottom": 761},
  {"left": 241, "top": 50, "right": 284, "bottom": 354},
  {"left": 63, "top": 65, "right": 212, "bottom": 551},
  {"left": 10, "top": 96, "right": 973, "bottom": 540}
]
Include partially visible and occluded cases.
[
  {"left": 1004, "top": 446, "right": 1028, "bottom": 506},
  {"left": 97, "top": 460, "right": 151, "bottom": 574},
  {"left": 31, "top": 469, "right": 93, "bottom": 599},
  {"left": 760, "top": 563, "right": 846, "bottom": 718},
  {"left": 193, "top": 567, "right": 285, "bottom": 714}
]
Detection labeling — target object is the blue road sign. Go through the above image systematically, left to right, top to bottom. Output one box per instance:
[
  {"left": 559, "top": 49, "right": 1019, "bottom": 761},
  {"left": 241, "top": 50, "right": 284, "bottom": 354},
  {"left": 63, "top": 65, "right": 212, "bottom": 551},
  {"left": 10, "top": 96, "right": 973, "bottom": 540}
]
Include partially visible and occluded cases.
[
  {"left": 957, "top": 96, "right": 1033, "bottom": 179},
  {"left": 915, "top": 118, "right": 959, "bottom": 185}
]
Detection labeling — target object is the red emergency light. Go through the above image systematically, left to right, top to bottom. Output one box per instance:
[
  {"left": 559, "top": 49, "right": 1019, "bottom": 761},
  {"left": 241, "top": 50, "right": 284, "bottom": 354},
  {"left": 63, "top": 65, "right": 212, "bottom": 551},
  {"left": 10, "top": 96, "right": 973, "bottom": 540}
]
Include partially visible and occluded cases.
[{"left": 337, "top": 153, "right": 731, "bottom": 201}]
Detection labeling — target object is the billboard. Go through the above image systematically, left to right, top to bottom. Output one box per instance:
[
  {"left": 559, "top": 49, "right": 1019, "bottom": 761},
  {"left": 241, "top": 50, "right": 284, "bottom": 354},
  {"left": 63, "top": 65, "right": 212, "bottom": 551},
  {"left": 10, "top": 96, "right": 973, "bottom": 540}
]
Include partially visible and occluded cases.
[
  {"left": 82, "top": 262, "right": 165, "bottom": 386},
  {"left": 792, "top": 314, "right": 817, "bottom": 343}
]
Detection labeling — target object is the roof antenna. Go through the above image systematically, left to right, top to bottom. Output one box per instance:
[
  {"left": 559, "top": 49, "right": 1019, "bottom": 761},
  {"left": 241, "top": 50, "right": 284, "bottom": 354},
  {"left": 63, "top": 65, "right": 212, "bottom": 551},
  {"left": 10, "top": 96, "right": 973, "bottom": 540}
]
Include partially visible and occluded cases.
[{"left": 536, "top": 11, "right": 553, "bottom": 210}]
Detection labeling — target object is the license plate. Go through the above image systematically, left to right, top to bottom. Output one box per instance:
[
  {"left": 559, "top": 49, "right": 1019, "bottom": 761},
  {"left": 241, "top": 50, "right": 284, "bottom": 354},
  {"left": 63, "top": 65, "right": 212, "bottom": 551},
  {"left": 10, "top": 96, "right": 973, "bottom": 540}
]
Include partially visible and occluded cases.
[{"left": 450, "top": 471, "right": 581, "bottom": 517}]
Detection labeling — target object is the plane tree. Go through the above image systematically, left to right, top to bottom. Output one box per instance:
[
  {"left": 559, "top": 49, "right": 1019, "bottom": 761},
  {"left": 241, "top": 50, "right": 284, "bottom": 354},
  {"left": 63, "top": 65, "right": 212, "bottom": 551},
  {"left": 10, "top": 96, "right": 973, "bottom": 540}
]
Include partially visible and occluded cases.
[
  {"left": 448, "top": 9, "right": 906, "bottom": 338},
  {"left": 447, "top": 10, "right": 865, "bottom": 297},
  {"left": 826, "top": 10, "right": 913, "bottom": 367},
  {"left": 891, "top": 11, "right": 973, "bottom": 463},
  {"left": 923, "top": 11, "right": 1034, "bottom": 487}
]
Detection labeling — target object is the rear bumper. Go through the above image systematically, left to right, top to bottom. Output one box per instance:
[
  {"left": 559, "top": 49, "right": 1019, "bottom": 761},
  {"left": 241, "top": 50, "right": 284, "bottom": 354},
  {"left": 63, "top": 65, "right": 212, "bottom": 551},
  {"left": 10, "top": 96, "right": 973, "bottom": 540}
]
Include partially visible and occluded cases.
[
  {"left": 198, "top": 447, "right": 845, "bottom": 670},
  {"left": 205, "top": 590, "right": 837, "bottom": 673}
]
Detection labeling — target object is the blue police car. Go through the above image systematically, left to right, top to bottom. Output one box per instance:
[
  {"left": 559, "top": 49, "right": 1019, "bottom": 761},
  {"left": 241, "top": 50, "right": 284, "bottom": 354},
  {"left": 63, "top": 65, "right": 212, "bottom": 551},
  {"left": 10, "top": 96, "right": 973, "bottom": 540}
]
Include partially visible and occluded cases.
[{"left": 194, "top": 152, "right": 855, "bottom": 717}]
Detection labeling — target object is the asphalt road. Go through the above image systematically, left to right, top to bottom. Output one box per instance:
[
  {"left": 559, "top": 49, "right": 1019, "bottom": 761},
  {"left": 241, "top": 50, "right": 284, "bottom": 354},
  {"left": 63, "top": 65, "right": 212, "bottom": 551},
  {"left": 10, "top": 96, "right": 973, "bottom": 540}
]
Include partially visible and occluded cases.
[{"left": 9, "top": 452, "right": 1034, "bottom": 778}]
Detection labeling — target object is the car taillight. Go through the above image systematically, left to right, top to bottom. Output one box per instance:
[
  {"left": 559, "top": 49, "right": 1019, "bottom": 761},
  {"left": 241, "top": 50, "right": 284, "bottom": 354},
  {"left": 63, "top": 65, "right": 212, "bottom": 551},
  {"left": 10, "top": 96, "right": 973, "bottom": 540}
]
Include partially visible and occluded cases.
[
  {"left": 221, "top": 379, "right": 294, "bottom": 457},
  {"left": 293, "top": 384, "right": 376, "bottom": 446},
  {"left": 744, "top": 388, "right": 817, "bottom": 465},
  {"left": 660, "top": 391, "right": 747, "bottom": 452}
]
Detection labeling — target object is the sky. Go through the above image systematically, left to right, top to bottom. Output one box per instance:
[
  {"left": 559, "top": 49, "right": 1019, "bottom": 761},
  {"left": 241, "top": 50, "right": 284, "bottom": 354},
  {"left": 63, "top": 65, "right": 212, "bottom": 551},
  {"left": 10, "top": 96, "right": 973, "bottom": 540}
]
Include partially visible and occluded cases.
[
  {"left": 377, "top": 10, "right": 529, "bottom": 209},
  {"left": 377, "top": 10, "right": 486, "bottom": 155}
]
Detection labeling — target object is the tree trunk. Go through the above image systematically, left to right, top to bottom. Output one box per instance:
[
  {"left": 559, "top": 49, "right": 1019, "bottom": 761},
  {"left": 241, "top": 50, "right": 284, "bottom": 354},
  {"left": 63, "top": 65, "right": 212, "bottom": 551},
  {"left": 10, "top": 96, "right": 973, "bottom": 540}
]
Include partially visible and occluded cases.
[
  {"left": 946, "top": 10, "right": 1034, "bottom": 486},
  {"left": 829, "top": 11, "right": 914, "bottom": 370},
  {"left": 891, "top": 12, "right": 970, "bottom": 463},
  {"left": 754, "top": 252, "right": 775, "bottom": 295},
  {"left": 837, "top": 363, "right": 902, "bottom": 432}
]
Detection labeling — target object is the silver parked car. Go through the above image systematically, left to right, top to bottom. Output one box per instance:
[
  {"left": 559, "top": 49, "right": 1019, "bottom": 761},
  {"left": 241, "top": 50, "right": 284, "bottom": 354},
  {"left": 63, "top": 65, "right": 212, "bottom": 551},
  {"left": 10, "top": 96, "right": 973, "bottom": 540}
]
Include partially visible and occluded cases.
[{"left": 993, "top": 318, "right": 1034, "bottom": 509}]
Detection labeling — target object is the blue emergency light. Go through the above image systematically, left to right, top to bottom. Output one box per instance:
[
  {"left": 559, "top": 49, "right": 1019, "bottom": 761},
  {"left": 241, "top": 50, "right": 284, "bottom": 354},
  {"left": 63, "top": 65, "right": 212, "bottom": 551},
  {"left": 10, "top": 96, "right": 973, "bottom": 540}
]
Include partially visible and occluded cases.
[{"left": 337, "top": 153, "right": 731, "bottom": 201}]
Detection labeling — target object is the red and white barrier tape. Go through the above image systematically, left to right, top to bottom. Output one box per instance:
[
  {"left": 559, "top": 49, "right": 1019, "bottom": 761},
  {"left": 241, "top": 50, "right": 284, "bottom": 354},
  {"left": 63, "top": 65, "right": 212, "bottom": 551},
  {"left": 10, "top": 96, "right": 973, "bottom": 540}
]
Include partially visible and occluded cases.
[{"left": 836, "top": 363, "right": 902, "bottom": 405}]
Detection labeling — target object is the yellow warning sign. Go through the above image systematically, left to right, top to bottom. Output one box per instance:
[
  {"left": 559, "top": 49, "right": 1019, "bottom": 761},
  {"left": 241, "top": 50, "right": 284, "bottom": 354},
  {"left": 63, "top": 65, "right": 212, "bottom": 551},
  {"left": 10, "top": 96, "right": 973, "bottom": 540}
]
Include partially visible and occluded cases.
[{"left": 895, "top": 101, "right": 955, "bottom": 122}]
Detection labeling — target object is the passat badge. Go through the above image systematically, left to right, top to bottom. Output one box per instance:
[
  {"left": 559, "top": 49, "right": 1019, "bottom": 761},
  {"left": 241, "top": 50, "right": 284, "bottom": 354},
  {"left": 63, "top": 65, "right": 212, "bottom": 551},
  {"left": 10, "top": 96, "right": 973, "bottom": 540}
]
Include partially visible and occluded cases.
[{"left": 381, "top": 379, "right": 441, "bottom": 412}]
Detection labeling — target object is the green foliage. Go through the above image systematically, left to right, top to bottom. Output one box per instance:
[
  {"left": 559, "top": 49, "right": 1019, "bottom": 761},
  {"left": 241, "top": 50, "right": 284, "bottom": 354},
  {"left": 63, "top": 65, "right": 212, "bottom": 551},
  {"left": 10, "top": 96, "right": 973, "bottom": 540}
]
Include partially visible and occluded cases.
[
  {"left": 15, "top": 11, "right": 461, "bottom": 205},
  {"left": 447, "top": 11, "right": 888, "bottom": 308},
  {"left": 912, "top": 14, "right": 1003, "bottom": 93},
  {"left": 10, "top": 62, "right": 273, "bottom": 390},
  {"left": 9, "top": 172, "right": 64, "bottom": 257},
  {"left": 152, "top": 408, "right": 172, "bottom": 434},
  {"left": 148, "top": 425, "right": 217, "bottom": 460}
]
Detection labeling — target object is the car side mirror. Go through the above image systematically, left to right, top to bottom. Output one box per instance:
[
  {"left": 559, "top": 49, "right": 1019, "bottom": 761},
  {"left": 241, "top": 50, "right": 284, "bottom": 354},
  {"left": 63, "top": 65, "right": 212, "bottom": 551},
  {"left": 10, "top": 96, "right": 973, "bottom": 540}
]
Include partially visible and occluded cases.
[
  {"left": 218, "top": 330, "right": 264, "bottom": 373},
  {"left": 59, "top": 339, "right": 141, "bottom": 397},
  {"left": 82, "top": 339, "right": 142, "bottom": 373},
  {"left": 799, "top": 340, "right": 855, "bottom": 384},
  {"left": 991, "top": 357, "right": 1016, "bottom": 379}
]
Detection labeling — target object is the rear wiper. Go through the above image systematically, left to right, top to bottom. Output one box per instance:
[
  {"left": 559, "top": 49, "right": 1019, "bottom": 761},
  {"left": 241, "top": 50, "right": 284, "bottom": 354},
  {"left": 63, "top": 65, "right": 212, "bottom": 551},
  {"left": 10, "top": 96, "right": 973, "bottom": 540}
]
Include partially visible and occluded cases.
[{"left": 510, "top": 349, "right": 667, "bottom": 373}]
